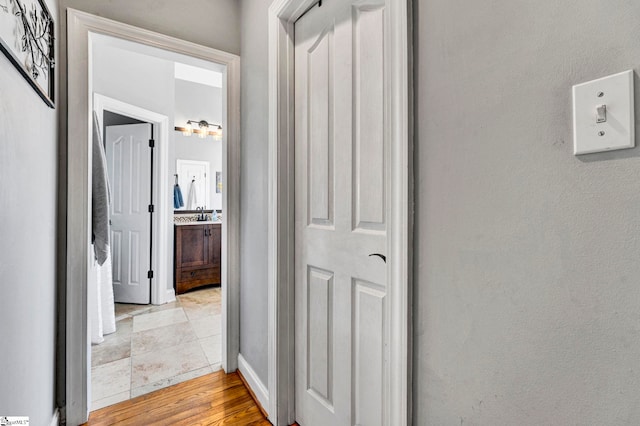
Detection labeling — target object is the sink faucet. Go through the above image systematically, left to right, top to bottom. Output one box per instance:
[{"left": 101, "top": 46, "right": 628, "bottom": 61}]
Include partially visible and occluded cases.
[{"left": 196, "top": 206, "right": 205, "bottom": 221}]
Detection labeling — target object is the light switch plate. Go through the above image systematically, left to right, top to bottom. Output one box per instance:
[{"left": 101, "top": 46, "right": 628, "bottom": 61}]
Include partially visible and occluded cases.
[{"left": 572, "top": 70, "right": 635, "bottom": 155}]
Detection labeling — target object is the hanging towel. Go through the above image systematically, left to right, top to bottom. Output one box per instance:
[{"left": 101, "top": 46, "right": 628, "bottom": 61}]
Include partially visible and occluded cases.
[
  {"left": 92, "top": 112, "right": 111, "bottom": 266},
  {"left": 187, "top": 179, "right": 199, "bottom": 210},
  {"left": 174, "top": 184, "right": 184, "bottom": 209}
]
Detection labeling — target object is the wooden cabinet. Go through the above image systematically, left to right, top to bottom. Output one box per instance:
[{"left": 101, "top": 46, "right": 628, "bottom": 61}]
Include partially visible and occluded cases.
[{"left": 174, "top": 223, "right": 221, "bottom": 294}]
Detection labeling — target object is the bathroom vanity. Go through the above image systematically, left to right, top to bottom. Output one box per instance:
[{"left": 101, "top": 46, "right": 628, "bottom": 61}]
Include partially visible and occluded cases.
[{"left": 174, "top": 222, "right": 221, "bottom": 294}]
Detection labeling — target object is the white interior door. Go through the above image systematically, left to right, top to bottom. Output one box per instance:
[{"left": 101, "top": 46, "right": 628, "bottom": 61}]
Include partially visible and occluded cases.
[
  {"left": 295, "top": 0, "right": 389, "bottom": 424},
  {"left": 106, "top": 123, "right": 153, "bottom": 304},
  {"left": 176, "top": 159, "right": 210, "bottom": 210}
]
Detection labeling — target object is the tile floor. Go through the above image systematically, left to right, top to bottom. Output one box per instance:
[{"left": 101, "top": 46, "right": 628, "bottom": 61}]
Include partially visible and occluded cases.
[{"left": 90, "top": 286, "right": 222, "bottom": 411}]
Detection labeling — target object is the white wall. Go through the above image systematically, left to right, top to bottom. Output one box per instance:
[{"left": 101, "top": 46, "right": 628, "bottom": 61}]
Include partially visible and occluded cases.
[
  {"left": 0, "top": 0, "right": 58, "bottom": 424},
  {"left": 238, "top": 0, "right": 271, "bottom": 385},
  {"left": 413, "top": 0, "right": 640, "bottom": 424},
  {"left": 174, "top": 79, "right": 223, "bottom": 211}
]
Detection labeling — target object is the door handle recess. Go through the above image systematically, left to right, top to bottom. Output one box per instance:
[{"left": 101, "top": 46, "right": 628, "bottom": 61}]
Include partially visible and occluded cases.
[{"left": 368, "top": 253, "right": 386, "bottom": 263}]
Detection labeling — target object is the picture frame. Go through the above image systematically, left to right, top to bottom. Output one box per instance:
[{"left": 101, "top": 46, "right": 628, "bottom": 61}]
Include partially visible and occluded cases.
[
  {"left": 0, "top": 0, "right": 55, "bottom": 108},
  {"left": 216, "top": 171, "right": 222, "bottom": 193}
]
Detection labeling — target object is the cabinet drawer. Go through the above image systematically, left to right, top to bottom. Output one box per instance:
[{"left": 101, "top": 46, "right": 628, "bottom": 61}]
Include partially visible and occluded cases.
[{"left": 178, "top": 267, "right": 220, "bottom": 284}]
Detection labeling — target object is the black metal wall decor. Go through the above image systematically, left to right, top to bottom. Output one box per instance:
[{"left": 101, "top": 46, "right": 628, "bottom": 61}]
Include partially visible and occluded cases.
[{"left": 0, "top": 0, "right": 54, "bottom": 108}]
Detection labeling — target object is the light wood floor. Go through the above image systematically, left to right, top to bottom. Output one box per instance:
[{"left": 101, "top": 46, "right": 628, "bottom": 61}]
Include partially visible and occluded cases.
[{"left": 83, "top": 370, "right": 271, "bottom": 425}]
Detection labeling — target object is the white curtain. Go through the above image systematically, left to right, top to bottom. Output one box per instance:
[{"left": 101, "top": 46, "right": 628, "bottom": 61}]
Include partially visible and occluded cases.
[{"left": 90, "top": 254, "right": 116, "bottom": 344}]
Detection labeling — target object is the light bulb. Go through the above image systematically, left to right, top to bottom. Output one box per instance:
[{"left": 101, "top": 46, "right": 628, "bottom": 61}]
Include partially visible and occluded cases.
[
  {"left": 183, "top": 121, "right": 193, "bottom": 136},
  {"left": 198, "top": 121, "right": 209, "bottom": 139},
  {"left": 213, "top": 125, "right": 222, "bottom": 140}
]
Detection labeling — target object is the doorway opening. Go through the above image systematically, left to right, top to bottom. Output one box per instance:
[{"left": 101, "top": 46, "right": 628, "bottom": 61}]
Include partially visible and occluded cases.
[
  {"left": 65, "top": 10, "right": 241, "bottom": 425},
  {"left": 88, "top": 39, "right": 227, "bottom": 410}
]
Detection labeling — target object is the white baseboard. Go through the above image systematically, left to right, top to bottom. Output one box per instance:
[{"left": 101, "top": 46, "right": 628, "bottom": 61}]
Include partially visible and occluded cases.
[
  {"left": 165, "top": 289, "right": 176, "bottom": 303},
  {"left": 238, "top": 353, "right": 269, "bottom": 415},
  {"left": 50, "top": 408, "right": 60, "bottom": 426}
]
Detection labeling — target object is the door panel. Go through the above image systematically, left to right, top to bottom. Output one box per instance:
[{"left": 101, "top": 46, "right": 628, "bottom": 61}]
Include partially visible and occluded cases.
[
  {"left": 295, "top": 1, "right": 388, "bottom": 425},
  {"left": 353, "top": 5, "right": 386, "bottom": 231},
  {"left": 307, "top": 27, "right": 333, "bottom": 226},
  {"left": 106, "top": 123, "right": 152, "bottom": 304},
  {"left": 111, "top": 230, "right": 122, "bottom": 284},
  {"left": 129, "top": 230, "right": 141, "bottom": 284},
  {"left": 306, "top": 266, "right": 334, "bottom": 407},
  {"left": 353, "top": 280, "right": 385, "bottom": 426}
]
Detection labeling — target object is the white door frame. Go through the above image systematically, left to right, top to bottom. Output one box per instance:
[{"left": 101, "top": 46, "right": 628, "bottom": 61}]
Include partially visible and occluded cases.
[
  {"left": 267, "top": 0, "right": 412, "bottom": 425},
  {"left": 66, "top": 9, "right": 241, "bottom": 425},
  {"left": 94, "top": 94, "right": 171, "bottom": 305}
]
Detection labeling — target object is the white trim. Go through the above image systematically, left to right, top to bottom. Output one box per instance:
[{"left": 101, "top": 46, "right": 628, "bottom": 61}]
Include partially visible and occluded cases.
[
  {"left": 267, "top": 1, "right": 412, "bottom": 425},
  {"left": 268, "top": 1, "right": 307, "bottom": 424},
  {"left": 387, "top": 1, "right": 413, "bottom": 423},
  {"left": 65, "top": 9, "right": 241, "bottom": 425},
  {"left": 93, "top": 93, "right": 171, "bottom": 306},
  {"left": 166, "top": 288, "right": 176, "bottom": 303},
  {"left": 238, "top": 353, "right": 270, "bottom": 415},
  {"left": 50, "top": 408, "right": 60, "bottom": 426}
]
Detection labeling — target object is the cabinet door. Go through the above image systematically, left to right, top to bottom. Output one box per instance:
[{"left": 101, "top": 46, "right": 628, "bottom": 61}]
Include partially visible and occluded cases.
[
  {"left": 177, "top": 225, "right": 209, "bottom": 268},
  {"left": 208, "top": 225, "right": 221, "bottom": 267}
]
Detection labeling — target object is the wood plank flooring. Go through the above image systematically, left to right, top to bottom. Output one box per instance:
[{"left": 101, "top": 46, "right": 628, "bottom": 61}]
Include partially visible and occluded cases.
[{"left": 83, "top": 370, "right": 271, "bottom": 425}]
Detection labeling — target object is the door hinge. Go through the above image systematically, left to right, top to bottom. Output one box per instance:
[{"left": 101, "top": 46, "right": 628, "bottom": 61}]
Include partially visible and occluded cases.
[
  {"left": 149, "top": 139, "right": 155, "bottom": 148},
  {"left": 148, "top": 204, "right": 154, "bottom": 213},
  {"left": 147, "top": 270, "right": 154, "bottom": 279}
]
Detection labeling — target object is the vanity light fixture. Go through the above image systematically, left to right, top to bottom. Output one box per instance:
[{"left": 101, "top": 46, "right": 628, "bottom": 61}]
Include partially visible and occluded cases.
[{"left": 175, "top": 120, "right": 223, "bottom": 140}]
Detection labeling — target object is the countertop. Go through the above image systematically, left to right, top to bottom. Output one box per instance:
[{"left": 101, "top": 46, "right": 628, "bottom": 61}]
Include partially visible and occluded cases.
[{"left": 174, "top": 220, "right": 223, "bottom": 226}]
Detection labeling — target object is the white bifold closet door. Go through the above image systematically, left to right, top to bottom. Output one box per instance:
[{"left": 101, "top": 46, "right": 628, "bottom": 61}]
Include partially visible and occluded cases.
[{"left": 294, "top": 0, "right": 390, "bottom": 424}]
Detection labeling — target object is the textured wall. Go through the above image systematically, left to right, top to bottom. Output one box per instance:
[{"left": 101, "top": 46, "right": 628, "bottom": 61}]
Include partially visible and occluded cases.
[
  {"left": 0, "top": 0, "right": 58, "bottom": 424},
  {"left": 60, "top": 0, "right": 240, "bottom": 55},
  {"left": 238, "top": 0, "right": 271, "bottom": 384},
  {"left": 414, "top": 0, "right": 640, "bottom": 424}
]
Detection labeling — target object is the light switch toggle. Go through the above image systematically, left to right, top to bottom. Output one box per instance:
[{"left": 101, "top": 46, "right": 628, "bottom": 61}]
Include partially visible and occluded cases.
[{"left": 596, "top": 104, "right": 607, "bottom": 123}]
